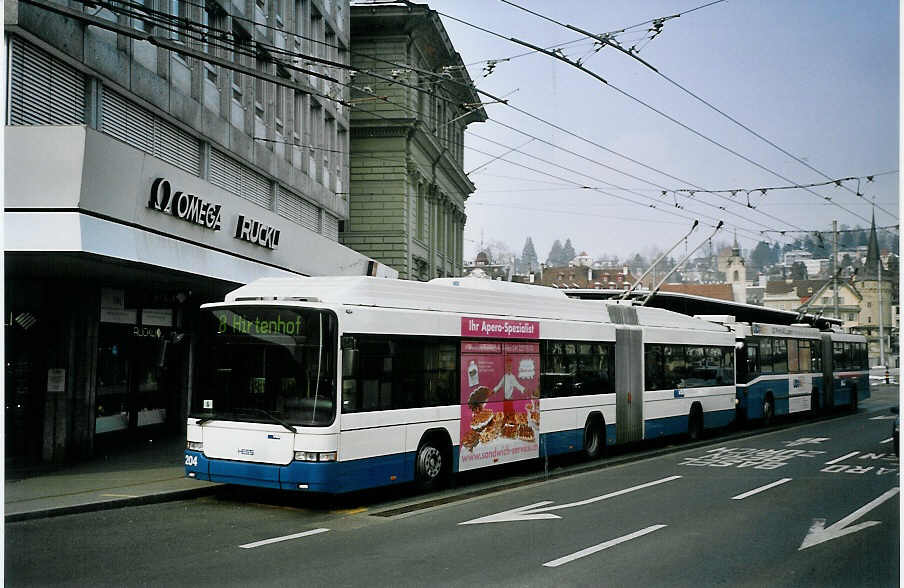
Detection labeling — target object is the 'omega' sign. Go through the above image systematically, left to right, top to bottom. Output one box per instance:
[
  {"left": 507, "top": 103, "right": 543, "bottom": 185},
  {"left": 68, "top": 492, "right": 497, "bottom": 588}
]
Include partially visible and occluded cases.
[
  {"left": 147, "top": 178, "right": 282, "bottom": 251},
  {"left": 149, "top": 178, "right": 222, "bottom": 230}
]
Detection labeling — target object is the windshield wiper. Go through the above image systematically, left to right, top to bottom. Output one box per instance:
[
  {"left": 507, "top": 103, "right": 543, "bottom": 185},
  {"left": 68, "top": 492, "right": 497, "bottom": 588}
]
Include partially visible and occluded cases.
[
  {"left": 236, "top": 407, "right": 296, "bottom": 433},
  {"left": 195, "top": 413, "right": 219, "bottom": 426}
]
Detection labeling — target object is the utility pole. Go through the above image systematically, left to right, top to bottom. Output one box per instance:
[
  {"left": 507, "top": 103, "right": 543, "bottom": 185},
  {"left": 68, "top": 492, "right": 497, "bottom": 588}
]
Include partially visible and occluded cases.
[{"left": 832, "top": 220, "right": 839, "bottom": 320}]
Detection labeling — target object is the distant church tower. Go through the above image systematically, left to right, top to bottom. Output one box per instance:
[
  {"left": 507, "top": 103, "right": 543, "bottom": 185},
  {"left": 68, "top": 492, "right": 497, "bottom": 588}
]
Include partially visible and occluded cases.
[
  {"left": 856, "top": 212, "right": 892, "bottom": 365},
  {"left": 720, "top": 234, "right": 747, "bottom": 303}
]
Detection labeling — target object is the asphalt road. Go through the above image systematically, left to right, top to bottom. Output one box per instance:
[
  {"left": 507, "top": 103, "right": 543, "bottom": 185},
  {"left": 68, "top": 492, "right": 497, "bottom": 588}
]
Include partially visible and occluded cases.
[{"left": 7, "top": 390, "right": 899, "bottom": 587}]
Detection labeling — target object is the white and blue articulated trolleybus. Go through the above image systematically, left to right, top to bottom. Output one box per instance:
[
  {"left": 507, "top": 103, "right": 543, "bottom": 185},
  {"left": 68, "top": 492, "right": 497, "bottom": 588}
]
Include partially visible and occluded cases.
[
  {"left": 184, "top": 277, "right": 736, "bottom": 493},
  {"left": 697, "top": 317, "right": 869, "bottom": 423}
]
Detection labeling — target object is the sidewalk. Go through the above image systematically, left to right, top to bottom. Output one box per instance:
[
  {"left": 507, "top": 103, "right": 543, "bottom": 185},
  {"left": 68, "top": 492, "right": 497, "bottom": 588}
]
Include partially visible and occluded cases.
[{"left": 5, "top": 434, "right": 219, "bottom": 522}]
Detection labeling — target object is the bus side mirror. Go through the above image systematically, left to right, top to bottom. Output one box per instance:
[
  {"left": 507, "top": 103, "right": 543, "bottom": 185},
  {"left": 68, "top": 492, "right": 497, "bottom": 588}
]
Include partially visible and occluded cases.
[{"left": 342, "top": 349, "right": 358, "bottom": 378}]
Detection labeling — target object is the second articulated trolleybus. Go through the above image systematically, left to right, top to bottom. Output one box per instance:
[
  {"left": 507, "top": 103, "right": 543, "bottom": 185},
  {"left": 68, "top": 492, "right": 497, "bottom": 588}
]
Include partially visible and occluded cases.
[
  {"left": 184, "top": 277, "right": 736, "bottom": 493},
  {"left": 695, "top": 316, "right": 869, "bottom": 423}
]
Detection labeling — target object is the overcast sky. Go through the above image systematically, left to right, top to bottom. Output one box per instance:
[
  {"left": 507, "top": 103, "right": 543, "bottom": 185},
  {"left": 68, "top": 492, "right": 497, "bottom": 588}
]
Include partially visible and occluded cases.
[{"left": 422, "top": 0, "right": 899, "bottom": 262}]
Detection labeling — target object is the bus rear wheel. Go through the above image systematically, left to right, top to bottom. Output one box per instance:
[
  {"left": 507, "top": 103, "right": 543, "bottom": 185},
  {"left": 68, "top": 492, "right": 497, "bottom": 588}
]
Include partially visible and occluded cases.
[
  {"left": 763, "top": 395, "right": 775, "bottom": 426},
  {"left": 688, "top": 406, "right": 703, "bottom": 441},
  {"left": 583, "top": 420, "right": 604, "bottom": 459},
  {"left": 415, "top": 440, "right": 446, "bottom": 490}
]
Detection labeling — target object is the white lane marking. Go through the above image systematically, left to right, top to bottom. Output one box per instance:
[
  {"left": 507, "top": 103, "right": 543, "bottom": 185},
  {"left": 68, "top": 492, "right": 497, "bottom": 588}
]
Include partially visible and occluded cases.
[
  {"left": 870, "top": 415, "right": 897, "bottom": 420},
  {"left": 880, "top": 438, "right": 894, "bottom": 444},
  {"left": 825, "top": 451, "right": 859, "bottom": 465},
  {"left": 459, "top": 475, "right": 682, "bottom": 525},
  {"left": 731, "top": 478, "right": 793, "bottom": 500},
  {"left": 799, "top": 487, "right": 899, "bottom": 550},
  {"left": 543, "top": 525, "right": 668, "bottom": 568},
  {"left": 239, "top": 528, "right": 330, "bottom": 549}
]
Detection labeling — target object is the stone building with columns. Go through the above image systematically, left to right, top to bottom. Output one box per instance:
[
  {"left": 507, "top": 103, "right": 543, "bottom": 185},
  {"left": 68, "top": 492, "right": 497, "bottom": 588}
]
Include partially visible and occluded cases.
[{"left": 342, "top": 1, "right": 486, "bottom": 280}]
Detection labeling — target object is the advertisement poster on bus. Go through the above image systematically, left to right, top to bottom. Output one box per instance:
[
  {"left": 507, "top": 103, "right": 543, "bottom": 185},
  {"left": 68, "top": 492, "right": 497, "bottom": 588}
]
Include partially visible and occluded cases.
[
  {"left": 459, "top": 339, "right": 540, "bottom": 472},
  {"left": 789, "top": 374, "right": 813, "bottom": 413}
]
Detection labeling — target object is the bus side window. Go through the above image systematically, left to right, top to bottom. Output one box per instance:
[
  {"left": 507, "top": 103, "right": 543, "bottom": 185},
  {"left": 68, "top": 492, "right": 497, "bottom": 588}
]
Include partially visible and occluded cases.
[
  {"left": 760, "top": 338, "right": 774, "bottom": 374},
  {"left": 773, "top": 338, "right": 788, "bottom": 374},
  {"left": 788, "top": 339, "right": 800, "bottom": 373},
  {"left": 543, "top": 341, "right": 575, "bottom": 397},
  {"left": 798, "top": 341, "right": 812, "bottom": 373},
  {"left": 746, "top": 342, "right": 760, "bottom": 381},
  {"left": 833, "top": 342, "right": 844, "bottom": 371},
  {"left": 575, "top": 343, "right": 605, "bottom": 396},
  {"left": 599, "top": 343, "right": 613, "bottom": 395},
  {"left": 424, "top": 344, "right": 457, "bottom": 406},
  {"left": 644, "top": 344, "right": 663, "bottom": 390},
  {"left": 664, "top": 345, "right": 686, "bottom": 389},
  {"left": 685, "top": 346, "right": 707, "bottom": 387},
  {"left": 703, "top": 346, "right": 721, "bottom": 386},
  {"left": 721, "top": 346, "right": 734, "bottom": 384}
]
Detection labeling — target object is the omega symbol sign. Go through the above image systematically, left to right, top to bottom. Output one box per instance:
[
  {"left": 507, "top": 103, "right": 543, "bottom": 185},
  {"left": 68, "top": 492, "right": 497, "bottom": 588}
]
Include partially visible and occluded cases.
[{"left": 148, "top": 178, "right": 222, "bottom": 230}]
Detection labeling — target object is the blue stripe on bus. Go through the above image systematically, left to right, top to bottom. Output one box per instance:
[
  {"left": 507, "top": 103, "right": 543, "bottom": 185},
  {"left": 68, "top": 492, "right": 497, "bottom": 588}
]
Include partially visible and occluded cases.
[
  {"left": 737, "top": 373, "right": 870, "bottom": 418},
  {"left": 833, "top": 374, "right": 870, "bottom": 407},
  {"left": 737, "top": 379, "right": 792, "bottom": 419},
  {"left": 643, "top": 409, "right": 735, "bottom": 438},
  {"left": 704, "top": 409, "right": 735, "bottom": 429},
  {"left": 186, "top": 411, "right": 733, "bottom": 494},
  {"left": 644, "top": 415, "right": 685, "bottom": 438},
  {"left": 538, "top": 424, "right": 617, "bottom": 456},
  {"left": 540, "top": 429, "right": 583, "bottom": 456},
  {"left": 187, "top": 450, "right": 417, "bottom": 493}
]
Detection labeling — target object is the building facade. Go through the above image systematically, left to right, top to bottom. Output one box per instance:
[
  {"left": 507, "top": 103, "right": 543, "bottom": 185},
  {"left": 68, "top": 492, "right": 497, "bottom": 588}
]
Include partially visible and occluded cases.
[
  {"left": 5, "top": 0, "right": 397, "bottom": 464},
  {"left": 342, "top": 2, "right": 486, "bottom": 280},
  {"left": 851, "top": 215, "right": 896, "bottom": 366},
  {"left": 716, "top": 240, "right": 747, "bottom": 303}
]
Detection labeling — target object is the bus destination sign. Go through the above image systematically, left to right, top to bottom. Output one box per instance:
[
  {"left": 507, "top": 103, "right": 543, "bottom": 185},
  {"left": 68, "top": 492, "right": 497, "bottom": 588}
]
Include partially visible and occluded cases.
[{"left": 216, "top": 312, "right": 302, "bottom": 336}]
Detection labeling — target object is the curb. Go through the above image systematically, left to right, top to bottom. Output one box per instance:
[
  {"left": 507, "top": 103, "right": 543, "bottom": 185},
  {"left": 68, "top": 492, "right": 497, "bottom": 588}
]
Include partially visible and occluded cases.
[{"left": 5, "top": 485, "right": 220, "bottom": 523}]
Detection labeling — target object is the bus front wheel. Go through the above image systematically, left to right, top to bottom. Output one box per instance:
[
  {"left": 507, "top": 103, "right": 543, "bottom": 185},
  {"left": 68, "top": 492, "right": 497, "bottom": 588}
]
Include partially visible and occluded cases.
[{"left": 415, "top": 440, "right": 446, "bottom": 490}]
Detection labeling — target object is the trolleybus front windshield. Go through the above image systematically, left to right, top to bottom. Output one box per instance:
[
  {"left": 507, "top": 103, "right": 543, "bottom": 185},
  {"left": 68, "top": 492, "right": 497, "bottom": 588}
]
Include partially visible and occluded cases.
[{"left": 193, "top": 306, "right": 337, "bottom": 427}]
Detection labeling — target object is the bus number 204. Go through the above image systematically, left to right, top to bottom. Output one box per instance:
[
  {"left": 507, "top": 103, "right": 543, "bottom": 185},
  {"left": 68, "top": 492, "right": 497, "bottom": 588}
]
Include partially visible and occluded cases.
[{"left": 185, "top": 455, "right": 199, "bottom": 467}]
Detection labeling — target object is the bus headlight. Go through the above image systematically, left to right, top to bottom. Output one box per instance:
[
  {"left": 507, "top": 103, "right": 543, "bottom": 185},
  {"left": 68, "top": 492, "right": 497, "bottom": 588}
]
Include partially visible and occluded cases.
[
  {"left": 187, "top": 441, "right": 203, "bottom": 451},
  {"left": 294, "top": 451, "right": 337, "bottom": 462}
]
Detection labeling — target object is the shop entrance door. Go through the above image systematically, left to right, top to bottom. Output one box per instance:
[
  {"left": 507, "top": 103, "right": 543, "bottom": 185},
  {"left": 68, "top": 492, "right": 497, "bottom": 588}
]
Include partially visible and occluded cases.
[{"left": 95, "top": 325, "right": 178, "bottom": 439}]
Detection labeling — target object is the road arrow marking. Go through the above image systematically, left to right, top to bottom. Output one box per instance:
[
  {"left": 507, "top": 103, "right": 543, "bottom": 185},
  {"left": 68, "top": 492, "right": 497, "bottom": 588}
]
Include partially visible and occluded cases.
[
  {"left": 458, "top": 475, "right": 681, "bottom": 525},
  {"left": 731, "top": 478, "right": 792, "bottom": 500},
  {"left": 798, "top": 487, "right": 899, "bottom": 551},
  {"left": 542, "top": 525, "right": 668, "bottom": 567}
]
